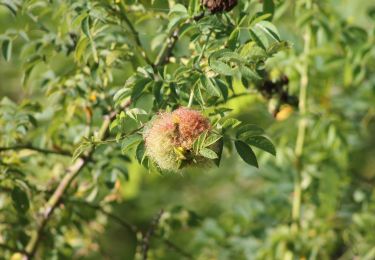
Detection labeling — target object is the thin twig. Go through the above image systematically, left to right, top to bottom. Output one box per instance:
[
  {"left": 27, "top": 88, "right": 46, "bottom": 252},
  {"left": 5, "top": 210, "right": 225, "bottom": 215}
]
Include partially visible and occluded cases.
[
  {"left": 112, "top": 3, "right": 153, "bottom": 66},
  {"left": 154, "top": 12, "right": 205, "bottom": 67},
  {"left": 196, "top": 30, "right": 213, "bottom": 66},
  {"left": 0, "top": 145, "right": 71, "bottom": 157},
  {"left": 69, "top": 199, "right": 137, "bottom": 233},
  {"left": 69, "top": 200, "right": 193, "bottom": 259},
  {"left": 142, "top": 209, "right": 164, "bottom": 260},
  {"left": 161, "top": 238, "right": 193, "bottom": 259},
  {"left": 0, "top": 243, "right": 30, "bottom": 256}
]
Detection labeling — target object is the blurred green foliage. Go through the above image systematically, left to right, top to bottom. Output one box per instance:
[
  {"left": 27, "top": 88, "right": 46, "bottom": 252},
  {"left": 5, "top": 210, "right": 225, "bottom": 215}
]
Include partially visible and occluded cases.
[{"left": 1, "top": 0, "right": 375, "bottom": 259}]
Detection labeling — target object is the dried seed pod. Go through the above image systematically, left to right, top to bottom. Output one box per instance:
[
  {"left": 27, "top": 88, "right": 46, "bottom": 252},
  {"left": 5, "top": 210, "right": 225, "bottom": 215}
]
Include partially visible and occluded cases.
[{"left": 202, "top": 0, "right": 238, "bottom": 13}]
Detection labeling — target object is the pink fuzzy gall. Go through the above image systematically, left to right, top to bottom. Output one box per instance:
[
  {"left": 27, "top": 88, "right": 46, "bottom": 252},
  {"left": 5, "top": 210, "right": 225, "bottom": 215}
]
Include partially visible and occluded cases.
[{"left": 143, "top": 107, "right": 211, "bottom": 171}]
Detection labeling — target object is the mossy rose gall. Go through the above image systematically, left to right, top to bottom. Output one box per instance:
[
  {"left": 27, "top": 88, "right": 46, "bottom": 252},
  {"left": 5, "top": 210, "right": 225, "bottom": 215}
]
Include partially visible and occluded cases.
[{"left": 143, "top": 107, "right": 215, "bottom": 171}]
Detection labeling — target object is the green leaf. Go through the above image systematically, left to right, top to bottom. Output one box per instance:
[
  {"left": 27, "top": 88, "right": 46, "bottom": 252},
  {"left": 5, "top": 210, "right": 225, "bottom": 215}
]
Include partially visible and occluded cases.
[
  {"left": 188, "top": 0, "right": 200, "bottom": 16},
  {"left": 263, "top": 0, "right": 275, "bottom": 20},
  {"left": 0, "top": 2, "right": 18, "bottom": 16},
  {"left": 169, "top": 4, "right": 188, "bottom": 16},
  {"left": 250, "top": 13, "right": 272, "bottom": 27},
  {"left": 81, "top": 16, "right": 91, "bottom": 38},
  {"left": 256, "top": 21, "right": 280, "bottom": 42},
  {"left": 179, "top": 23, "right": 195, "bottom": 38},
  {"left": 249, "top": 27, "right": 268, "bottom": 50},
  {"left": 227, "top": 28, "right": 239, "bottom": 48},
  {"left": 74, "top": 37, "right": 89, "bottom": 62},
  {"left": 89, "top": 37, "right": 98, "bottom": 63},
  {"left": 1, "top": 39, "right": 12, "bottom": 61},
  {"left": 267, "top": 41, "right": 290, "bottom": 56},
  {"left": 210, "top": 49, "right": 244, "bottom": 63},
  {"left": 209, "top": 60, "right": 233, "bottom": 76},
  {"left": 239, "top": 66, "right": 262, "bottom": 82},
  {"left": 201, "top": 76, "right": 221, "bottom": 97},
  {"left": 131, "top": 78, "right": 152, "bottom": 101},
  {"left": 214, "top": 78, "right": 229, "bottom": 101},
  {"left": 153, "top": 81, "right": 163, "bottom": 105},
  {"left": 194, "top": 84, "right": 205, "bottom": 105},
  {"left": 114, "top": 88, "right": 131, "bottom": 103},
  {"left": 126, "top": 108, "right": 147, "bottom": 121},
  {"left": 110, "top": 118, "right": 119, "bottom": 132},
  {"left": 221, "top": 118, "right": 241, "bottom": 129},
  {"left": 236, "top": 124, "right": 265, "bottom": 138},
  {"left": 193, "top": 130, "right": 208, "bottom": 153},
  {"left": 204, "top": 134, "right": 222, "bottom": 147},
  {"left": 121, "top": 135, "right": 142, "bottom": 153},
  {"left": 244, "top": 135, "right": 276, "bottom": 156},
  {"left": 214, "top": 137, "right": 224, "bottom": 167},
  {"left": 72, "top": 140, "right": 92, "bottom": 161},
  {"left": 235, "top": 140, "right": 258, "bottom": 168},
  {"left": 136, "top": 141, "right": 146, "bottom": 164},
  {"left": 199, "top": 147, "right": 218, "bottom": 159},
  {"left": 105, "top": 170, "right": 118, "bottom": 189},
  {"left": 11, "top": 187, "right": 29, "bottom": 212}
]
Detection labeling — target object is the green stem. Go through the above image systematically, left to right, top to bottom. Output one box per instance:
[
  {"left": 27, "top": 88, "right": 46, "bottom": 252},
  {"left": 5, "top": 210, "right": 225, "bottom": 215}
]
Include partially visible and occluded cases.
[
  {"left": 291, "top": 2, "right": 312, "bottom": 233},
  {"left": 188, "top": 31, "right": 213, "bottom": 108},
  {"left": 196, "top": 31, "right": 213, "bottom": 67},
  {"left": 187, "top": 86, "right": 195, "bottom": 108}
]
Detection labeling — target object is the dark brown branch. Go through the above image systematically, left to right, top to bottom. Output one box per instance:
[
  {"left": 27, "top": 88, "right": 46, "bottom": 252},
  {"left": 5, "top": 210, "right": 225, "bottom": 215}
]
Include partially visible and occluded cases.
[
  {"left": 0, "top": 145, "right": 71, "bottom": 157},
  {"left": 142, "top": 209, "right": 164, "bottom": 260}
]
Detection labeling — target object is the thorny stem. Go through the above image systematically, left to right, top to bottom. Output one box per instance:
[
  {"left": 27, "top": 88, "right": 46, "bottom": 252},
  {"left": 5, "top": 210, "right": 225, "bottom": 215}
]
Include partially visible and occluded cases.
[{"left": 291, "top": 1, "right": 312, "bottom": 234}]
